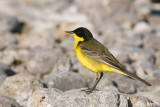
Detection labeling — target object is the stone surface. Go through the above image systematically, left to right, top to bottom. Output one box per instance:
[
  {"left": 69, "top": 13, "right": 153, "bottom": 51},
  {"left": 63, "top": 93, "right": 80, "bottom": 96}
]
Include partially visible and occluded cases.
[
  {"left": 0, "top": 0, "right": 160, "bottom": 106},
  {"left": 76, "top": 0, "right": 138, "bottom": 30},
  {"left": 134, "top": 0, "right": 151, "bottom": 20},
  {"left": 0, "top": 13, "right": 24, "bottom": 34},
  {"left": 133, "top": 21, "right": 152, "bottom": 34},
  {"left": 143, "top": 32, "right": 160, "bottom": 51},
  {"left": 0, "top": 33, "right": 18, "bottom": 51},
  {"left": 18, "top": 33, "right": 56, "bottom": 50},
  {"left": 25, "top": 48, "right": 63, "bottom": 78},
  {"left": 0, "top": 63, "right": 16, "bottom": 86},
  {"left": 44, "top": 71, "right": 86, "bottom": 91},
  {"left": 0, "top": 73, "right": 43, "bottom": 106},
  {"left": 113, "top": 76, "right": 137, "bottom": 94},
  {"left": 136, "top": 84, "right": 160, "bottom": 105},
  {"left": 27, "top": 88, "right": 157, "bottom": 107},
  {"left": 0, "top": 97, "right": 21, "bottom": 107},
  {"left": 0, "top": 97, "right": 11, "bottom": 107}
]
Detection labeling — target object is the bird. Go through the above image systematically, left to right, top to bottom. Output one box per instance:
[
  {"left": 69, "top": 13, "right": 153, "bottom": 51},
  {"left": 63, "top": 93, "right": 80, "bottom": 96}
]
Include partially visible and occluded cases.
[{"left": 65, "top": 27, "right": 151, "bottom": 93}]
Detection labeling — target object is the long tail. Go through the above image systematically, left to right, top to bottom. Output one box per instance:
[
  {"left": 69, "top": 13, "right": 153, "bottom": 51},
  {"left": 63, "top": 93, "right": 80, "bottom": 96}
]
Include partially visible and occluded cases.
[{"left": 122, "top": 70, "right": 151, "bottom": 86}]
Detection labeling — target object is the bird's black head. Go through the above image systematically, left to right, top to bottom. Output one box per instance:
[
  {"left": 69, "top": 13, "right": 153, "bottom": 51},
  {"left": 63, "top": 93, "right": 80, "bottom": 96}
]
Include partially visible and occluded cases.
[{"left": 66, "top": 27, "right": 93, "bottom": 41}]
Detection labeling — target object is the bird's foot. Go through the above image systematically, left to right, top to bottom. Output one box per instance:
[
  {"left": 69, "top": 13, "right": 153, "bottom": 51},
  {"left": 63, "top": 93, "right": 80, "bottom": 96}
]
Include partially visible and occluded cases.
[{"left": 81, "top": 87, "right": 98, "bottom": 94}]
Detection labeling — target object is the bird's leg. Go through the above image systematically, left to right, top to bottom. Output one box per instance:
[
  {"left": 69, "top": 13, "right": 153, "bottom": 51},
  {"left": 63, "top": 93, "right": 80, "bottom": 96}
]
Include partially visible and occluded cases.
[
  {"left": 83, "top": 72, "right": 103, "bottom": 94},
  {"left": 90, "top": 72, "right": 103, "bottom": 92}
]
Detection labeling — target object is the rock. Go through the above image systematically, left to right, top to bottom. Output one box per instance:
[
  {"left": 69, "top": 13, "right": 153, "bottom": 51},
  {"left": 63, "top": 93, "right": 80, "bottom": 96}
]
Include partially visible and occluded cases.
[
  {"left": 0, "top": 0, "right": 73, "bottom": 22},
  {"left": 0, "top": 0, "right": 159, "bottom": 105},
  {"left": 10, "top": 0, "right": 73, "bottom": 14},
  {"left": 76, "top": 0, "right": 137, "bottom": 30},
  {"left": 134, "top": 0, "right": 151, "bottom": 20},
  {"left": 149, "top": 3, "right": 160, "bottom": 31},
  {"left": 0, "top": 13, "right": 23, "bottom": 34},
  {"left": 149, "top": 14, "right": 160, "bottom": 31},
  {"left": 133, "top": 21, "right": 152, "bottom": 34},
  {"left": 96, "top": 25, "right": 124, "bottom": 48},
  {"left": 143, "top": 32, "right": 160, "bottom": 51},
  {"left": 0, "top": 33, "right": 18, "bottom": 51},
  {"left": 18, "top": 33, "right": 56, "bottom": 49},
  {"left": 60, "top": 37, "right": 75, "bottom": 54},
  {"left": 0, "top": 47, "right": 63, "bottom": 77},
  {"left": 109, "top": 47, "right": 131, "bottom": 64},
  {"left": 110, "top": 47, "right": 154, "bottom": 65},
  {"left": 25, "top": 48, "right": 63, "bottom": 78},
  {"left": 127, "top": 48, "right": 154, "bottom": 62},
  {"left": 0, "top": 49, "right": 18, "bottom": 66},
  {"left": 0, "top": 49, "right": 31, "bottom": 74},
  {"left": 154, "top": 52, "right": 160, "bottom": 69},
  {"left": 51, "top": 56, "right": 72, "bottom": 72},
  {"left": 131, "top": 59, "right": 153, "bottom": 78},
  {"left": 0, "top": 63, "right": 16, "bottom": 86},
  {"left": 151, "top": 69, "right": 160, "bottom": 79},
  {"left": 43, "top": 71, "right": 86, "bottom": 91},
  {"left": 0, "top": 73, "right": 43, "bottom": 106},
  {"left": 113, "top": 75, "right": 137, "bottom": 94},
  {"left": 96, "top": 76, "right": 119, "bottom": 92},
  {"left": 136, "top": 80, "right": 160, "bottom": 105},
  {"left": 27, "top": 88, "right": 157, "bottom": 107},
  {"left": 0, "top": 96, "right": 21, "bottom": 107},
  {"left": 0, "top": 97, "right": 11, "bottom": 107}
]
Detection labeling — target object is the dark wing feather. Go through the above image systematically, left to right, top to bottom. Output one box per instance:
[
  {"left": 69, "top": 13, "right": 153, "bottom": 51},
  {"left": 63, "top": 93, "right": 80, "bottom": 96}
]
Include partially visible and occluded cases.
[{"left": 80, "top": 39, "right": 151, "bottom": 86}]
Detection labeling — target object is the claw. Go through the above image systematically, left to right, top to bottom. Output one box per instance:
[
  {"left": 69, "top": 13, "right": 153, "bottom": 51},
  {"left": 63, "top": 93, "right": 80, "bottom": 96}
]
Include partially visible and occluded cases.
[
  {"left": 81, "top": 87, "right": 99, "bottom": 94},
  {"left": 81, "top": 88, "right": 93, "bottom": 94}
]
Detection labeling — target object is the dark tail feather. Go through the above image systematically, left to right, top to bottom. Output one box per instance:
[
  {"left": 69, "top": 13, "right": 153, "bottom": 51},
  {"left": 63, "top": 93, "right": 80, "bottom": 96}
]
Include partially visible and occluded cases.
[{"left": 123, "top": 70, "right": 151, "bottom": 86}]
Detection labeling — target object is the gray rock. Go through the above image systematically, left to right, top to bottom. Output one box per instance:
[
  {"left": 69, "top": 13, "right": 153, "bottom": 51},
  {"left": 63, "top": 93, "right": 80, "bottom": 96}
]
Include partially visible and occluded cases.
[
  {"left": 12, "top": 0, "right": 73, "bottom": 14},
  {"left": 76, "top": 0, "right": 137, "bottom": 30},
  {"left": 134, "top": 0, "right": 151, "bottom": 20},
  {"left": 149, "top": 3, "right": 160, "bottom": 31},
  {"left": 0, "top": 13, "right": 23, "bottom": 34},
  {"left": 133, "top": 22, "right": 152, "bottom": 34},
  {"left": 96, "top": 25, "right": 124, "bottom": 48},
  {"left": 143, "top": 32, "right": 160, "bottom": 51},
  {"left": 0, "top": 33, "right": 18, "bottom": 51},
  {"left": 18, "top": 33, "right": 56, "bottom": 50},
  {"left": 60, "top": 37, "right": 75, "bottom": 54},
  {"left": 0, "top": 46, "right": 63, "bottom": 78},
  {"left": 110, "top": 47, "right": 154, "bottom": 65},
  {"left": 25, "top": 48, "right": 63, "bottom": 78},
  {"left": 0, "top": 49, "right": 18, "bottom": 66},
  {"left": 0, "top": 49, "right": 31, "bottom": 74},
  {"left": 51, "top": 56, "right": 72, "bottom": 72},
  {"left": 131, "top": 59, "right": 153, "bottom": 78},
  {"left": 0, "top": 63, "right": 16, "bottom": 86},
  {"left": 44, "top": 71, "right": 86, "bottom": 91},
  {"left": 0, "top": 73, "right": 43, "bottom": 106},
  {"left": 113, "top": 75, "right": 137, "bottom": 94},
  {"left": 96, "top": 76, "right": 119, "bottom": 92},
  {"left": 136, "top": 78, "right": 160, "bottom": 105},
  {"left": 27, "top": 88, "right": 157, "bottom": 107},
  {"left": 0, "top": 96, "right": 21, "bottom": 107},
  {"left": 0, "top": 97, "right": 11, "bottom": 107}
]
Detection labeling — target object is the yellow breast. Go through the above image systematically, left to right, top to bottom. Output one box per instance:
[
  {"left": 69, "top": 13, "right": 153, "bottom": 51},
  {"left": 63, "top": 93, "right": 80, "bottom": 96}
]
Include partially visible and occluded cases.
[{"left": 75, "top": 45, "right": 115, "bottom": 73}]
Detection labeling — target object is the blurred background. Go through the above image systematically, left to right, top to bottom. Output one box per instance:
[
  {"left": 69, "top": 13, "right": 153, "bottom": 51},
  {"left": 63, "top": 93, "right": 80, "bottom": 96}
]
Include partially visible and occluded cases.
[{"left": 0, "top": 0, "right": 160, "bottom": 106}]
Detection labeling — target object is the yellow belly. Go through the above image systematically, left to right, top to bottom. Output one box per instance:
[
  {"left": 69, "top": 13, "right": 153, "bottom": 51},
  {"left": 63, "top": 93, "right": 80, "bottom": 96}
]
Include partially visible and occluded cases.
[{"left": 75, "top": 46, "right": 115, "bottom": 73}]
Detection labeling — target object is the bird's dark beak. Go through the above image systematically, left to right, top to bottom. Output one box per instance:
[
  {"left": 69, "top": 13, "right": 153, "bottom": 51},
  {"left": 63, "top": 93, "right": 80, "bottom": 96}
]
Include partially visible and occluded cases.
[{"left": 65, "top": 31, "right": 74, "bottom": 34}]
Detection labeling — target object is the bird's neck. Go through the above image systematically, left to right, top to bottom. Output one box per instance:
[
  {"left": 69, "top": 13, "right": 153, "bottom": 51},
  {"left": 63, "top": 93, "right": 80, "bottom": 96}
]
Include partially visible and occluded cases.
[
  {"left": 73, "top": 34, "right": 85, "bottom": 49},
  {"left": 74, "top": 40, "right": 82, "bottom": 50}
]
